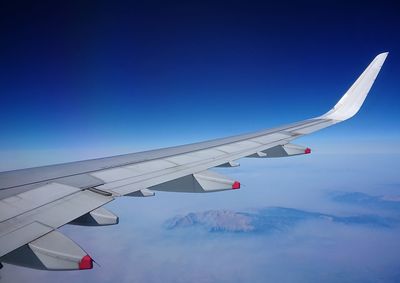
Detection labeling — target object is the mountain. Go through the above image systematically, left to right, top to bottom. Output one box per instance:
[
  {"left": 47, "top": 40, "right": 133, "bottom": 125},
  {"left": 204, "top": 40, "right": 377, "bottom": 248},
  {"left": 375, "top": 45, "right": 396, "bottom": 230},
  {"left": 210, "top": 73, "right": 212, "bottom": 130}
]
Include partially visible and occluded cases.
[
  {"left": 330, "top": 191, "right": 400, "bottom": 211},
  {"left": 165, "top": 207, "right": 393, "bottom": 234},
  {"left": 166, "top": 210, "right": 254, "bottom": 232}
]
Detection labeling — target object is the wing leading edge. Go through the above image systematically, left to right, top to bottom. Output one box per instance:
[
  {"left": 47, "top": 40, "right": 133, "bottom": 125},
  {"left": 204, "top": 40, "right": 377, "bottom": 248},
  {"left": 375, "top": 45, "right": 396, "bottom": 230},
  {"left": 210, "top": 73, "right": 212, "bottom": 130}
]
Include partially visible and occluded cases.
[{"left": 0, "top": 52, "right": 388, "bottom": 270}]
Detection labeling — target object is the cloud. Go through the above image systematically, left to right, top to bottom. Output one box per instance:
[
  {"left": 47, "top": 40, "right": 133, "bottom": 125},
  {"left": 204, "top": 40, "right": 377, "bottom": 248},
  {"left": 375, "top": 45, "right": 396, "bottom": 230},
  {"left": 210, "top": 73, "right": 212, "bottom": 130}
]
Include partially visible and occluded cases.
[
  {"left": 2, "top": 154, "right": 400, "bottom": 283},
  {"left": 4, "top": 197, "right": 400, "bottom": 283}
]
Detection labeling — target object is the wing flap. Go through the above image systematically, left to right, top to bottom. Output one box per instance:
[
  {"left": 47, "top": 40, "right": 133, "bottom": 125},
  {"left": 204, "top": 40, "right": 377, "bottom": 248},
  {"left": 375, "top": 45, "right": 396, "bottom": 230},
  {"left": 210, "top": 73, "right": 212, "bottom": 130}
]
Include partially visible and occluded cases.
[
  {"left": 95, "top": 137, "right": 288, "bottom": 196},
  {"left": 0, "top": 183, "right": 80, "bottom": 223},
  {"left": 0, "top": 185, "right": 113, "bottom": 257},
  {"left": 0, "top": 222, "right": 53, "bottom": 257}
]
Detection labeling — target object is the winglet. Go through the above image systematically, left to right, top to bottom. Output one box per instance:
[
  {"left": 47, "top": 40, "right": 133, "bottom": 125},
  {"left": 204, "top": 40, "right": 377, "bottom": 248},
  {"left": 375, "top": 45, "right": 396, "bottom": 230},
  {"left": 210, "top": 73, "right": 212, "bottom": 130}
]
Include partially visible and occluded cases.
[{"left": 321, "top": 52, "right": 388, "bottom": 121}]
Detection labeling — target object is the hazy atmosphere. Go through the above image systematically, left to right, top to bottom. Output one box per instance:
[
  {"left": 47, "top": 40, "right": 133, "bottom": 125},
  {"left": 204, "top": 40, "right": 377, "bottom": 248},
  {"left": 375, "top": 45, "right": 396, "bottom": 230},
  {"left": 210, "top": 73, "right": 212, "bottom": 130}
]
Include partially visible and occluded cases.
[
  {"left": 1, "top": 1, "right": 399, "bottom": 282},
  {"left": 2, "top": 154, "right": 400, "bottom": 282}
]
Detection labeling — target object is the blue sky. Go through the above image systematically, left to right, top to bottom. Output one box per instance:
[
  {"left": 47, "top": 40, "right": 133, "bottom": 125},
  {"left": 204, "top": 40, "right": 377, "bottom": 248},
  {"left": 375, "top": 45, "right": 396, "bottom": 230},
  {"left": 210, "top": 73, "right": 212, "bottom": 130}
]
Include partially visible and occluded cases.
[
  {"left": 0, "top": 0, "right": 399, "bottom": 166},
  {"left": 1, "top": 1, "right": 400, "bottom": 282}
]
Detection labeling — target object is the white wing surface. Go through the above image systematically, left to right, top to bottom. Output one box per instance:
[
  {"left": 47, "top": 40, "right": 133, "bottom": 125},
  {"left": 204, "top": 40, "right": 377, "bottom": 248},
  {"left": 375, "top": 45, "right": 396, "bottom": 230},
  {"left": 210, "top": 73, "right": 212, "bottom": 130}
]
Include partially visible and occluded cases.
[{"left": 0, "top": 52, "right": 388, "bottom": 271}]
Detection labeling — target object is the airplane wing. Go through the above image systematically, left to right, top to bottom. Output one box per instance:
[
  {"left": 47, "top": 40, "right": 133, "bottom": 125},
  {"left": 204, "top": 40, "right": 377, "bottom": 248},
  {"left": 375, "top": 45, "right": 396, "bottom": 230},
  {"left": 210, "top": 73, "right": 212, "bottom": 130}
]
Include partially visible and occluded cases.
[{"left": 0, "top": 52, "right": 388, "bottom": 271}]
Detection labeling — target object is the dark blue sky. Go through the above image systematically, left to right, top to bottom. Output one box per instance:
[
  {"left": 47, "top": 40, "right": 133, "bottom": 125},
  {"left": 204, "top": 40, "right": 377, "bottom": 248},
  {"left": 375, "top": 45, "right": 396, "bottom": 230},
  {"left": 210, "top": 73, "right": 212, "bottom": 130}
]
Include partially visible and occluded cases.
[{"left": 0, "top": 1, "right": 398, "bottom": 158}]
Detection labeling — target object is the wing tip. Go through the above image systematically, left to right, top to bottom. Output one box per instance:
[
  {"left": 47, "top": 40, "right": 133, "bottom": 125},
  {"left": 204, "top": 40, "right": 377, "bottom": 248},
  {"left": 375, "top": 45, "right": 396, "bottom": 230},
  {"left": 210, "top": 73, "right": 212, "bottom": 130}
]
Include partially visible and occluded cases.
[
  {"left": 375, "top": 51, "right": 389, "bottom": 65},
  {"left": 378, "top": 51, "right": 389, "bottom": 57},
  {"left": 321, "top": 52, "right": 388, "bottom": 121}
]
